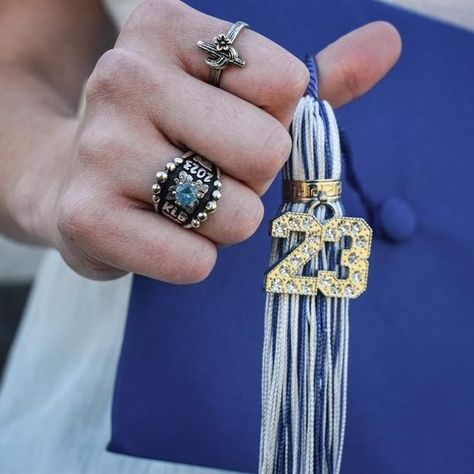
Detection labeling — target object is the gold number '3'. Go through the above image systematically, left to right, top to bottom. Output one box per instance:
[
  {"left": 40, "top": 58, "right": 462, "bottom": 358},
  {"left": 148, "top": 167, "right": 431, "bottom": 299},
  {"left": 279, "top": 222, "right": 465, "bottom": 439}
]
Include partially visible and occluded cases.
[{"left": 265, "top": 212, "right": 372, "bottom": 298}]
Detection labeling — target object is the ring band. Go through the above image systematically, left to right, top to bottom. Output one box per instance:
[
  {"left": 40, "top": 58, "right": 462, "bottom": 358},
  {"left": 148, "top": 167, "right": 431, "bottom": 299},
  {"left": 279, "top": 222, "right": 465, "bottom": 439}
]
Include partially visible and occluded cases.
[
  {"left": 197, "top": 21, "right": 248, "bottom": 87},
  {"left": 152, "top": 151, "right": 222, "bottom": 229},
  {"left": 283, "top": 179, "right": 342, "bottom": 203}
]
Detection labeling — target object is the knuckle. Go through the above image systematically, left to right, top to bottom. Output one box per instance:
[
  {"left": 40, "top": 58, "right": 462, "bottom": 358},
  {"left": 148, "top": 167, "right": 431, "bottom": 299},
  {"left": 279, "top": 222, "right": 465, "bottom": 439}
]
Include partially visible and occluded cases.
[
  {"left": 125, "top": 0, "right": 183, "bottom": 34},
  {"left": 86, "top": 48, "right": 143, "bottom": 101},
  {"left": 255, "top": 52, "right": 309, "bottom": 105},
  {"left": 331, "top": 53, "right": 364, "bottom": 102},
  {"left": 278, "top": 54, "right": 310, "bottom": 100},
  {"left": 340, "top": 64, "right": 362, "bottom": 101},
  {"left": 255, "top": 122, "right": 292, "bottom": 179},
  {"left": 77, "top": 124, "right": 127, "bottom": 166},
  {"left": 76, "top": 128, "right": 99, "bottom": 161},
  {"left": 57, "top": 191, "right": 101, "bottom": 246},
  {"left": 225, "top": 195, "right": 264, "bottom": 243},
  {"left": 174, "top": 242, "right": 217, "bottom": 284},
  {"left": 64, "top": 253, "right": 124, "bottom": 281}
]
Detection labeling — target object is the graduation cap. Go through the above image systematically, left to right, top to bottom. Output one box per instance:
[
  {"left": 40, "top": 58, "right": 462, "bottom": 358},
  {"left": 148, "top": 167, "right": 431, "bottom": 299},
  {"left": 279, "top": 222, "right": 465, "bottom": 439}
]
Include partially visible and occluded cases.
[{"left": 108, "top": 1, "right": 474, "bottom": 472}]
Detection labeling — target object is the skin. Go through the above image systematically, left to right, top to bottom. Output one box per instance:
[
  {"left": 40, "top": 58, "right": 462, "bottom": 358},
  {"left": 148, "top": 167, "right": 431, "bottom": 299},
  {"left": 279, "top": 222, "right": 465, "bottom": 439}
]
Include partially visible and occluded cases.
[{"left": 0, "top": 0, "right": 401, "bottom": 284}]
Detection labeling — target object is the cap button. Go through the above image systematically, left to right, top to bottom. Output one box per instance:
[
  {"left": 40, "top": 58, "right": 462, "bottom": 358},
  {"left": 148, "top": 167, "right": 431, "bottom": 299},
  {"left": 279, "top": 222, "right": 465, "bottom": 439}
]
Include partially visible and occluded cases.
[{"left": 378, "top": 198, "right": 416, "bottom": 242}]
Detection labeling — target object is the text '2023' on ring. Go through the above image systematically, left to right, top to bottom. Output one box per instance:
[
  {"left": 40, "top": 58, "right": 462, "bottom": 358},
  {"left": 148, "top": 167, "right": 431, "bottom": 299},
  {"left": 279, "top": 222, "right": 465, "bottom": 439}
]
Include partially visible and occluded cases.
[{"left": 152, "top": 151, "right": 222, "bottom": 229}]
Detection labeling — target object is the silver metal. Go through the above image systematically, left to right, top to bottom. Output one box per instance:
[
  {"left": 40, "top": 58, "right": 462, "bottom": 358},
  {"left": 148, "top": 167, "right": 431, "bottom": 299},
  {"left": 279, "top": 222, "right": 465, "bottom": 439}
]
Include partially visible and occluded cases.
[
  {"left": 196, "top": 21, "right": 248, "bottom": 86},
  {"left": 152, "top": 151, "right": 221, "bottom": 229},
  {"left": 156, "top": 171, "right": 168, "bottom": 183},
  {"left": 307, "top": 199, "right": 338, "bottom": 217},
  {"left": 206, "top": 201, "right": 217, "bottom": 212}
]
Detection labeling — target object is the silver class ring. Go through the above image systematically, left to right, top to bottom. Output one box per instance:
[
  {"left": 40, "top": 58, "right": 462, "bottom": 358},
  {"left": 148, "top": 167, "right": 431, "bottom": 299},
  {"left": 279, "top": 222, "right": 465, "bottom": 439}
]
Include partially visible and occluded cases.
[
  {"left": 196, "top": 21, "right": 248, "bottom": 87},
  {"left": 152, "top": 151, "right": 222, "bottom": 229}
]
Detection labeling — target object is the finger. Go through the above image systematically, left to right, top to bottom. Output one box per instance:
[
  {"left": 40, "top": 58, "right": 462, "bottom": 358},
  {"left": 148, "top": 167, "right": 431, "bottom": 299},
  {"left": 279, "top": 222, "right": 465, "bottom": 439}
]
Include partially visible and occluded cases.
[
  {"left": 119, "top": 0, "right": 309, "bottom": 127},
  {"left": 317, "top": 21, "right": 402, "bottom": 108},
  {"left": 86, "top": 49, "right": 291, "bottom": 195},
  {"left": 147, "top": 71, "right": 292, "bottom": 193},
  {"left": 82, "top": 110, "right": 266, "bottom": 246},
  {"left": 116, "top": 133, "right": 265, "bottom": 246},
  {"left": 60, "top": 188, "right": 218, "bottom": 284},
  {"left": 102, "top": 206, "right": 217, "bottom": 283}
]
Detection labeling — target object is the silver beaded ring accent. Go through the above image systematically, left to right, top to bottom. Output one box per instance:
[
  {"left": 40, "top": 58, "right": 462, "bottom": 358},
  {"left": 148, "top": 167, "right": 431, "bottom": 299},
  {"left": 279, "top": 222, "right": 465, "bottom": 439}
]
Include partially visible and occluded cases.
[{"left": 152, "top": 150, "right": 222, "bottom": 229}]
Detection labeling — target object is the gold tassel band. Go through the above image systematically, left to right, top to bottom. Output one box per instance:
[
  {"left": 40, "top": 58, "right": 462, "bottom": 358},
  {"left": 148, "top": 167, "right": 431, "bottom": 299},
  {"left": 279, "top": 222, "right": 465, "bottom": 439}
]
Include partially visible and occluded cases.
[{"left": 282, "top": 179, "right": 342, "bottom": 203}]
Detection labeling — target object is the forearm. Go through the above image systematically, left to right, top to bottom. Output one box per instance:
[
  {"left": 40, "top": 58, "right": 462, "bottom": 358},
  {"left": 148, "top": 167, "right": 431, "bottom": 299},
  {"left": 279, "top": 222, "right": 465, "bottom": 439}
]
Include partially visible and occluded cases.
[{"left": 0, "top": 0, "right": 116, "bottom": 245}]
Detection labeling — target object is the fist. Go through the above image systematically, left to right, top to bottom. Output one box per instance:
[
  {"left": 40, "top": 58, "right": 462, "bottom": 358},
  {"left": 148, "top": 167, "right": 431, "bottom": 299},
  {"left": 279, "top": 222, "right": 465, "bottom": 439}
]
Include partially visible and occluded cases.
[{"left": 54, "top": 0, "right": 401, "bottom": 284}]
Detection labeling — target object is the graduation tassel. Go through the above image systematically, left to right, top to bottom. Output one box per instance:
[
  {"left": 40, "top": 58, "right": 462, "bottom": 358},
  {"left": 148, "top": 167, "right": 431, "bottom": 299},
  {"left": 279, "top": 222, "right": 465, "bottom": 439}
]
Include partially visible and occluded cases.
[{"left": 259, "top": 55, "right": 373, "bottom": 474}]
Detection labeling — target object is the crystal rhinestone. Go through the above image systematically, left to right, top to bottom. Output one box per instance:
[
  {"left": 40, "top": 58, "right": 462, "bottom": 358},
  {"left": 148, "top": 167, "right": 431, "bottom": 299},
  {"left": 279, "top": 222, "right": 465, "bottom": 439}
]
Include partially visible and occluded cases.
[
  {"left": 175, "top": 182, "right": 199, "bottom": 208},
  {"left": 288, "top": 216, "right": 298, "bottom": 229},
  {"left": 302, "top": 218, "right": 312, "bottom": 230},
  {"left": 274, "top": 222, "right": 287, "bottom": 235},
  {"left": 340, "top": 222, "right": 351, "bottom": 234},
  {"left": 352, "top": 222, "right": 361, "bottom": 234},
  {"left": 324, "top": 228, "right": 336, "bottom": 240},
  {"left": 308, "top": 233, "right": 320, "bottom": 244},
  {"left": 356, "top": 237, "right": 367, "bottom": 248},
  {"left": 301, "top": 245, "right": 311, "bottom": 257},
  {"left": 348, "top": 253, "right": 359, "bottom": 264},
  {"left": 290, "top": 255, "right": 302, "bottom": 267},
  {"left": 279, "top": 266, "right": 290, "bottom": 276},
  {"left": 352, "top": 271, "right": 361, "bottom": 283},
  {"left": 319, "top": 275, "right": 331, "bottom": 286},
  {"left": 271, "top": 279, "right": 282, "bottom": 292},
  {"left": 287, "top": 282, "right": 297, "bottom": 293},
  {"left": 301, "top": 283, "right": 312, "bottom": 294},
  {"left": 331, "top": 284, "right": 340, "bottom": 296},
  {"left": 344, "top": 285, "right": 353, "bottom": 297}
]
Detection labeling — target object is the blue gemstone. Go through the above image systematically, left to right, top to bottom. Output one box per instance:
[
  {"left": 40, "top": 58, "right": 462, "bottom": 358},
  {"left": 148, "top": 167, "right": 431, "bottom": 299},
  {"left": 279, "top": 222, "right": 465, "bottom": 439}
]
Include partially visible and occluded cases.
[{"left": 175, "top": 182, "right": 199, "bottom": 208}]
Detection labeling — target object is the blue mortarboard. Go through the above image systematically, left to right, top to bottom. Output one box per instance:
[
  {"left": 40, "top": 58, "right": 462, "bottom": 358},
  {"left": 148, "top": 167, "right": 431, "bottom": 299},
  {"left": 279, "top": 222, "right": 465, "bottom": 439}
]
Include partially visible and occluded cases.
[{"left": 108, "top": 1, "right": 474, "bottom": 472}]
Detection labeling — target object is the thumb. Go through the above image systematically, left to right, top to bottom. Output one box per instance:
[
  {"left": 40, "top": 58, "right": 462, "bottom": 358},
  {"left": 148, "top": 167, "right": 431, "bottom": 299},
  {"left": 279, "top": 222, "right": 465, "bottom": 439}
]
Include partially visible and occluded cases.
[{"left": 316, "top": 21, "right": 402, "bottom": 108}]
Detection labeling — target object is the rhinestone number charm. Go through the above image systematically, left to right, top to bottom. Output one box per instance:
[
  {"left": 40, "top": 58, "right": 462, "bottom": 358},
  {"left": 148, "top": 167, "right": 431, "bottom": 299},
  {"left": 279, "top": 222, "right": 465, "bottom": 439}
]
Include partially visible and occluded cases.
[{"left": 265, "top": 212, "right": 372, "bottom": 298}]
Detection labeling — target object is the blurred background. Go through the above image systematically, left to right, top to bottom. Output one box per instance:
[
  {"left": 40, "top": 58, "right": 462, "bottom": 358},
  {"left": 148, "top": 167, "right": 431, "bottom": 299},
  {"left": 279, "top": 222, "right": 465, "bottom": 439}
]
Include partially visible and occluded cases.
[{"left": 0, "top": 0, "right": 473, "bottom": 378}]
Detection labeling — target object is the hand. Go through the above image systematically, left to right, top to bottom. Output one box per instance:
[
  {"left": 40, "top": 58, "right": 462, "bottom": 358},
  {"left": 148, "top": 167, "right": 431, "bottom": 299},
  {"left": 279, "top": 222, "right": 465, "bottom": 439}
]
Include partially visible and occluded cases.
[{"left": 49, "top": 0, "right": 401, "bottom": 283}]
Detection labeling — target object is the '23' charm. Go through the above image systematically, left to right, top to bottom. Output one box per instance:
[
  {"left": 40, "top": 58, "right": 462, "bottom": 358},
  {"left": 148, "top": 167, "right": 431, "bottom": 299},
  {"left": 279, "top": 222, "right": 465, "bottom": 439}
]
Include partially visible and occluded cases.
[{"left": 265, "top": 211, "right": 372, "bottom": 299}]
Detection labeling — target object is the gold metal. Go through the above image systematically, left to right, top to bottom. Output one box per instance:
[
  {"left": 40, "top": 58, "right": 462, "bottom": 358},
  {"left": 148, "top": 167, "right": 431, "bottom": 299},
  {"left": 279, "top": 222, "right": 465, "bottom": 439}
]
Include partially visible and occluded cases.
[
  {"left": 283, "top": 179, "right": 342, "bottom": 203},
  {"left": 265, "top": 211, "right": 372, "bottom": 299}
]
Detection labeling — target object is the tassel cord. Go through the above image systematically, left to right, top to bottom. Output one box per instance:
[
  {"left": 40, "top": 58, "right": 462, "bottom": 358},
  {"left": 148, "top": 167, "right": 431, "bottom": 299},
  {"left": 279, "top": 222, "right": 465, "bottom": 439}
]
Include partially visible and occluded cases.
[{"left": 259, "top": 54, "right": 349, "bottom": 474}]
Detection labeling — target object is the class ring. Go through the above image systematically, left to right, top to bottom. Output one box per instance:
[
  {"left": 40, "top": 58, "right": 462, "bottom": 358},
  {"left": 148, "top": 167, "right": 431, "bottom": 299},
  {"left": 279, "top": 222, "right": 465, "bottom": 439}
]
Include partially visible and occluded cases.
[{"left": 152, "top": 150, "right": 222, "bottom": 229}]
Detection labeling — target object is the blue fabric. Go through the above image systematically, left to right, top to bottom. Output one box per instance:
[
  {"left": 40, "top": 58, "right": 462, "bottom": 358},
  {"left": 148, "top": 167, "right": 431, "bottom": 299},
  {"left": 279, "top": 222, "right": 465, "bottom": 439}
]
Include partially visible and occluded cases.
[
  {"left": 109, "top": 1, "right": 474, "bottom": 473},
  {"left": 378, "top": 197, "right": 416, "bottom": 241}
]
